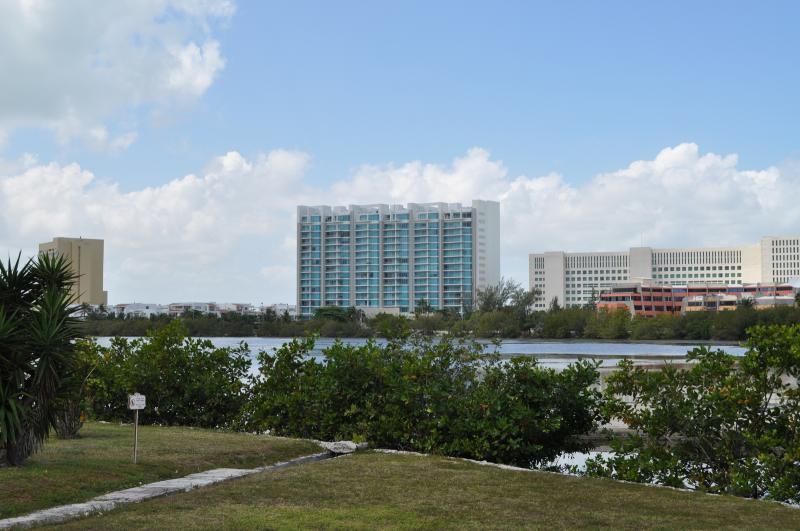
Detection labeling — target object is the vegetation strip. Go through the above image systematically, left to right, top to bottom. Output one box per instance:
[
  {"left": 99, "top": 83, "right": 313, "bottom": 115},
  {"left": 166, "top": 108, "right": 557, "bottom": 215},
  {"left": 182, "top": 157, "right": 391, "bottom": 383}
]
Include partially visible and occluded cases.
[
  {"left": 79, "top": 278, "right": 800, "bottom": 342},
  {"left": 0, "top": 452, "right": 331, "bottom": 530}
]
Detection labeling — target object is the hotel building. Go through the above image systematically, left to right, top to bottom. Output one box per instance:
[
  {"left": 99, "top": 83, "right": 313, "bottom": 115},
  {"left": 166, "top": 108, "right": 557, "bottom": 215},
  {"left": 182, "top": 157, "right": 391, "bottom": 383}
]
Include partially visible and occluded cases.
[
  {"left": 297, "top": 201, "right": 500, "bottom": 318},
  {"left": 529, "top": 236, "right": 800, "bottom": 309},
  {"left": 39, "top": 237, "right": 108, "bottom": 306}
]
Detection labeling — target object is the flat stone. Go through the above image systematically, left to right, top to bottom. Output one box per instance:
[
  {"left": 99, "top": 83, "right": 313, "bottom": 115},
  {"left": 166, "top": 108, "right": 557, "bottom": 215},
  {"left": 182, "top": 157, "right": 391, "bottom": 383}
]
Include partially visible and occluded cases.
[
  {"left": 319, "top": 440, "right": 359, "bottom": 454},
  {"left": 0, "top": 501, "right": 118, "bottom": 529}
]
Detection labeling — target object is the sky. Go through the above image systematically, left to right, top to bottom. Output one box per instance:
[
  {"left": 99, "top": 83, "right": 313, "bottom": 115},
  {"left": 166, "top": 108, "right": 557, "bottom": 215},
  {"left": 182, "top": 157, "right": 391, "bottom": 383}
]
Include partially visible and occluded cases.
[{"left": 1, "top": 0, "right": 799, "bottom": 305}]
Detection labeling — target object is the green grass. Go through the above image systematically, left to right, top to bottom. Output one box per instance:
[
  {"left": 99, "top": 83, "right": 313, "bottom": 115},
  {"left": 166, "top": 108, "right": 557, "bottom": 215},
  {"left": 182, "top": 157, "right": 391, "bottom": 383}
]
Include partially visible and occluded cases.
[
  {"left": 0, "top": 422, "right": 320, "bottom": 519},
  {"left": 43, "top": 451, "right": 800, "bottom": 530}
]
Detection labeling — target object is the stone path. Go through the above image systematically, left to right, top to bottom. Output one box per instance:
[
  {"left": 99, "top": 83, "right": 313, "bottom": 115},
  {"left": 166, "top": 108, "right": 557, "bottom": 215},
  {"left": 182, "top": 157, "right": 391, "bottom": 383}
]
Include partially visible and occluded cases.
[{"left": 0, "top": 452, "right": 331, "bottom": 530}]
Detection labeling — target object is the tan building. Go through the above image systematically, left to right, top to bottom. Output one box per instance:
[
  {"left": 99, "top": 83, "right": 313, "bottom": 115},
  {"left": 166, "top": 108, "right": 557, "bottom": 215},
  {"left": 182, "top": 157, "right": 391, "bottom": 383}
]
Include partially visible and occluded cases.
[{"left": 39, "top": 237, "right": 108, "bottom": 306}]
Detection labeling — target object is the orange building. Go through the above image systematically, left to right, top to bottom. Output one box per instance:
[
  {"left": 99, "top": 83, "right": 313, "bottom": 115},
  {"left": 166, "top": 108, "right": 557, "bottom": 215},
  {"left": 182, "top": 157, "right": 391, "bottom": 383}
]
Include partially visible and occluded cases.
[{"left": 597, "top": 282, "right": 796, "bottom": 317}]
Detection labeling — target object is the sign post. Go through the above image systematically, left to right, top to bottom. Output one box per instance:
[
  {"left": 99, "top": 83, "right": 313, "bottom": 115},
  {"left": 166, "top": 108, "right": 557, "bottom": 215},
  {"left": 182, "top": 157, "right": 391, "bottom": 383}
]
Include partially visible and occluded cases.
[{"left": 127, "top": 393, "right": 146, "bottom": 464}]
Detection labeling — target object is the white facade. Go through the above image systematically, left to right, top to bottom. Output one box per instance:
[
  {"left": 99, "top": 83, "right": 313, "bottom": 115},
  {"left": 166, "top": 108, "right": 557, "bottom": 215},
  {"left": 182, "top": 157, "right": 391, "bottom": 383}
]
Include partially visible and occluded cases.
[
  {"left": 473, "top": 199, "right": 501, "bottom": 292},
  {"left": 529, "top": 236, "right": 800, "bottom": 309},
  {"left": 762, "top": 236, "right": 800, "bottom": 284},
  {"left": 531, "top": 251, "right": 630, "bottom": 310},
  {"left": 113, "top": 302, "right": 281, "bottom": 318},
  {"left": 168, "top": 302, "right": 220, "bottom": 316},
  {"left": 113, "top": 303, "right": 169, "bottom": 318},
  {"left": 217, "top": 303, "right": 256, "bottom": 315}
]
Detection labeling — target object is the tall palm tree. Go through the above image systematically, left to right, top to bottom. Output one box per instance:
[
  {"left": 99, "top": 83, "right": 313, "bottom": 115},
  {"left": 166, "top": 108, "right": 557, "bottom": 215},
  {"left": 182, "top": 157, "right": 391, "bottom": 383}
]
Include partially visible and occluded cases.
[{"left": 0, "top": 252, "right": 81, "bottom": 466}]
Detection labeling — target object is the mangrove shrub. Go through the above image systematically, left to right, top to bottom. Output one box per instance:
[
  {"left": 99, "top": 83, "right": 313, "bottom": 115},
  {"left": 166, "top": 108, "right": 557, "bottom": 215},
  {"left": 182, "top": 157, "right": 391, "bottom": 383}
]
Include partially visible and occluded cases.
[{"left": 239, "top": 334, "right": 603, "bottom": 467}]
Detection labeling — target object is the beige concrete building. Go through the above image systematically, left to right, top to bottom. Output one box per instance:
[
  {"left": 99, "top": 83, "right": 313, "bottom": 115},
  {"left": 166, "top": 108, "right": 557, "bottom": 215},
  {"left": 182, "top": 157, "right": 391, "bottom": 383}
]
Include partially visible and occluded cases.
[{"left": 39, "top": 237, "right": 108, "bottom": 306}]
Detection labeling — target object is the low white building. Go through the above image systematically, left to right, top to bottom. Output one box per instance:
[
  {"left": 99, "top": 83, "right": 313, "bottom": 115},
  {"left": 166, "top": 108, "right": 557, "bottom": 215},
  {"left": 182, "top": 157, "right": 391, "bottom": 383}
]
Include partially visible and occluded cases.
[
  {"left": 168, "top": 302, "right": 220, "bottom": 317},
  {"left": 113, "top": 303, "right": 169, "bottom": 318},
  {"left": 217, "top": 303, "right": 256, "bottom": 315}
]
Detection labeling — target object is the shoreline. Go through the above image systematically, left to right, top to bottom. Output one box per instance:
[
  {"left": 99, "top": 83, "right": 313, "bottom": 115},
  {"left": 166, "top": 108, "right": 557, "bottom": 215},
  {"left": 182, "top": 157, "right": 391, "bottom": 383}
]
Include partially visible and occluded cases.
[
  {"left": 87, "top": 334, "right": 743, "bottom": 347},
  {"left": 497, "top": 352, "right": 692, "bottom": 360}
]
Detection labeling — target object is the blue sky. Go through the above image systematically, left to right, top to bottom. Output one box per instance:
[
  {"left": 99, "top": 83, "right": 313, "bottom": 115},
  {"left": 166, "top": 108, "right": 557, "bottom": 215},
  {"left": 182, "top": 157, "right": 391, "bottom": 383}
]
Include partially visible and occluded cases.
[{"left": 1, "top": 1, "right": 799, "bottom": 304}]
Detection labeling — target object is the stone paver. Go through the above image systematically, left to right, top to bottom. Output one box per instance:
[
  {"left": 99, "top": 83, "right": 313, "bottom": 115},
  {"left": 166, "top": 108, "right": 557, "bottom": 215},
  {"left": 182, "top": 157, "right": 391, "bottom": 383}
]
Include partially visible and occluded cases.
[{"left": 0, "top": 452, "right": 331, "bottom": 530}]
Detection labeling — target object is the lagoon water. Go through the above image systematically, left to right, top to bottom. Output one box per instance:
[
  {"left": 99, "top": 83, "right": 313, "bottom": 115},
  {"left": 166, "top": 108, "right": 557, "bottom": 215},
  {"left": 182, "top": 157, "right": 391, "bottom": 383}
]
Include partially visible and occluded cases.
[{"left": 95, "top": 336, "right": 747, "bottom": 371}]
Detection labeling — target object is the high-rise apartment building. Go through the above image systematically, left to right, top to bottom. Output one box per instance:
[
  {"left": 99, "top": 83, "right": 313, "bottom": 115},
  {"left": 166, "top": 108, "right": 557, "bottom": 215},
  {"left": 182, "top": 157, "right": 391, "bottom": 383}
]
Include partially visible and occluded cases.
[
  {"left": 297, "top": 201, "right": 500, "bottom": 318},
  {"left": 529, "top": 236, "right": 800, "bottom": 309},
  {"left": 39, "top": 237, "right": 108, "bottom": 305}
]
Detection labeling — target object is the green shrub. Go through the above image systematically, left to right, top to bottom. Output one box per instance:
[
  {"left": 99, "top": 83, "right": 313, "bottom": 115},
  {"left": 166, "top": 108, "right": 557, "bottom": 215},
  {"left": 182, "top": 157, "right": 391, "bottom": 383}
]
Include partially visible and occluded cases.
[
  {"left": 630, "top": 314, "right": 680, "bottom": 340},
  {"left": 85, "top": 320, "right": 251, "bottom": 429},
  {"left": 586, "top": 324, "right": 800, "bottom": 503},
  {"left": 239, "top": 334, "right": 603, "bottom": 467},
  {"left": 443, "top": 356, "right": 603, "bottom": 465}
]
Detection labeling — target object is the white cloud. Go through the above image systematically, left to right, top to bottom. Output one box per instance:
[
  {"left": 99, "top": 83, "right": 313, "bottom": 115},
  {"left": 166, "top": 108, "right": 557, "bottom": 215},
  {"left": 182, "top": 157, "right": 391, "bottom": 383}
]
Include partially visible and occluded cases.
[
  {"left": 0, "top": 0, "right": 233, "bottom": 151},
  {"left": 172, "top": 0, "right": 236, "bottom": 19},
  {"left": 167, "top": 40, "right": 226, "bottom": 98},
  {"left": 86, "top": 126, "right": 138, "bottom": 153},
  {"left": 0, "top": 143, "right": 798, "bottom": 303},
  {"left": 329, "top": 143, "right": 800, "bottom": 286},
  {"left": 330, "top": 143, "right": 799, "bottom": 249},
  {"left": 331, "top": 148, "right": 510, "bottom": 204},
  {"left": 0, "top": 149, "right": 311, "bottom": 302},
  {"left": 0, "top": 152, "right": 38, "bottom": 176},
  {"left": 259, "top": 265, "right": 296, "bottom": 302}
]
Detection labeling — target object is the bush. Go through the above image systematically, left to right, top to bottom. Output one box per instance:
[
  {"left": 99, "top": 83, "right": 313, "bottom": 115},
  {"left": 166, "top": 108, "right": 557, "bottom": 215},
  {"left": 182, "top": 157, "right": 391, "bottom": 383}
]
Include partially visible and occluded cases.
[
  {"left": 538, "top": 306, "right": 591, "bottom": 338},
  {"left": 584, "top": 309, "right": 630, "bottom": 339},
  {"left": 630, "top": 314, "right": 680, "bottom": 340},
  {"left": 85, "top": 320, "right": 251, "bottom": 429},
  {"left": 586, "top": 324, "right": 800, "bottom": 503},
  {"left": 239, "top": 334, "right": 603, "bottom": 467},
  {"left": 444, "top": 356, "right": 603, "bottom": 465}
]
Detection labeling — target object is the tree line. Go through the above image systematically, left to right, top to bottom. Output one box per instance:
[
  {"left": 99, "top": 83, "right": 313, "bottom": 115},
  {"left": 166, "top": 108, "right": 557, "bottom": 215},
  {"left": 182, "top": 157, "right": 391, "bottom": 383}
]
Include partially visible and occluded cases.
[{"left": 81, "top": 278, "right": 800, "bottom": 341}]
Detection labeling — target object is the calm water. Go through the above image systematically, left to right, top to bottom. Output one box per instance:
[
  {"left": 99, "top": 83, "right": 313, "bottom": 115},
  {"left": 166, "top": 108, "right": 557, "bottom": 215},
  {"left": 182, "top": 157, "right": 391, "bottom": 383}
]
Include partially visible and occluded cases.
[{"left": 95, "top": 336, "right": 747, "bottom": 371}]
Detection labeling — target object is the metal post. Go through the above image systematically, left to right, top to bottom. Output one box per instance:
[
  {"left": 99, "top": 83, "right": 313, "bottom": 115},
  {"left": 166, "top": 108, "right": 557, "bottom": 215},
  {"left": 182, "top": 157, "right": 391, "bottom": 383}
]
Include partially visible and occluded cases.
[{"left": 133, "top": 409, "right": 139, "bottom": 464}]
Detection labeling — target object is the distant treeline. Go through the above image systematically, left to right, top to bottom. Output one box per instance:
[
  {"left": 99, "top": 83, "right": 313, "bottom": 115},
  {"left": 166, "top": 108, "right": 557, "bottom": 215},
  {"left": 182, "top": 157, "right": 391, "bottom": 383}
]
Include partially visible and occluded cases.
[
  {"left": 81, "top": 292, "right": 800, "bottom": 342},
  {"left": 524, "top": 304, "right": 800, "bottom": 341}
]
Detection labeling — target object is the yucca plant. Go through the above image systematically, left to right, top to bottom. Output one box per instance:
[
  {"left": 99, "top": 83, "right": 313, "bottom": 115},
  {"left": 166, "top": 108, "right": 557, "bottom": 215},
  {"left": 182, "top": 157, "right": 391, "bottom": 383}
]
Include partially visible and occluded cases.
[
  {"left": 0, "top": 252, "right": 81, "bottom": 466},
  {"left": 52, "top": 338, "right": 100, "bottom": 439}
]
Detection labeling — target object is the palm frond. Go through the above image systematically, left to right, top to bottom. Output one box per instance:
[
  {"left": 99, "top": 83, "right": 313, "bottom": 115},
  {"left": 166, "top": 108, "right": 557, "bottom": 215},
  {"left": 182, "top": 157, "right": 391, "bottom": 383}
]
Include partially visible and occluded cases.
[
  {"left": 31, "top": 252, "right": 78, "bottom": 304},
  {"left": 0, "top": 253, "right": 37, "bottom": 312}
]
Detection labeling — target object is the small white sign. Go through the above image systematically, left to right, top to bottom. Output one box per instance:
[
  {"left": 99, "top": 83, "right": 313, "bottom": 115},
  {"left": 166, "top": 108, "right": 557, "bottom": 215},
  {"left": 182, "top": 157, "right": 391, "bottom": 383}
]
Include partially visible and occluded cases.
[{"left": 128, "top": 393, "right": 146, "bottom": 410}]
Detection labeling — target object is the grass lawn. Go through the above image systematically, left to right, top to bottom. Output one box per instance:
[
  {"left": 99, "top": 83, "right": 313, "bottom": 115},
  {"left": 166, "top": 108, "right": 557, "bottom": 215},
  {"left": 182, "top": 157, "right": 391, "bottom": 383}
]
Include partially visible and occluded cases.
[
  {"left": 0, "top": 422, "right": 320, "bottom": 519},
  {"left": 42, "top": 451, "right": 800, "bottom": 530}
]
